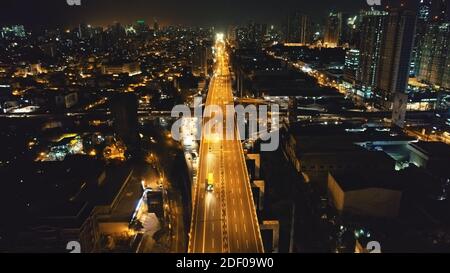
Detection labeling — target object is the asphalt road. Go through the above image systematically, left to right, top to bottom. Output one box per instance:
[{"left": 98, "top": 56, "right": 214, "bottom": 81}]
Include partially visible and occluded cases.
[{"left": 189, "top": 41, "right": 263, "bottom": 253}]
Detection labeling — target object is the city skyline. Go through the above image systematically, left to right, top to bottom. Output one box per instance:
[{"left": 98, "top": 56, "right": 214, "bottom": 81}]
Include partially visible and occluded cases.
[
  {"left": 0, "top": 0, "right": 449, "bottom": 257},
  {"left": 1, "top": 0, "right": 419, "bottom": 30}
]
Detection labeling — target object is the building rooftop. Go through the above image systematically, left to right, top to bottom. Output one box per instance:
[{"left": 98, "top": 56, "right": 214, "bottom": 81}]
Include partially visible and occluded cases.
[
  {"left": 408, "top": 141, "right": 450, "bottom": 159},
  {"left": 0, "top": 155, "right": 130, "bottom": 230},
  {"left": 330, "top": 171, "right": 406, "bottom": 192}
]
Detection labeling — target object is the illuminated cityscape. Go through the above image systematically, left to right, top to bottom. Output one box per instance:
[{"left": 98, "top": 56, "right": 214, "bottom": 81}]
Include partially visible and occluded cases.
[{"left": 0, "top": 0, "right": 449, "bottom": 258}]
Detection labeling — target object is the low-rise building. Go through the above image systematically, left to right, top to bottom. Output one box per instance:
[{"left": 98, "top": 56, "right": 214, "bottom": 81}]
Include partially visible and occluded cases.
[
  {"left": 101, "top": 61, "right": 141, "bottom": 76},
  {"left": 283, "top": 123, "right": 398, "bottom": 191},
  {"left": 408, "top": 141, "right": 450, "bottom": 180},
  {"left": 0, "top": 156, "right": 137, "bottom": 253},
  {"left": 328, "top": 171, "right": 404, "bottom": 218}
]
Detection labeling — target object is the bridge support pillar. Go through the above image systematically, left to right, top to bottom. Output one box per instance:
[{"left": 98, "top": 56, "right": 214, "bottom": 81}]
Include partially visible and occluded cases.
[{"left": 260, "top": 220, "right": 279, "bottom": 253}]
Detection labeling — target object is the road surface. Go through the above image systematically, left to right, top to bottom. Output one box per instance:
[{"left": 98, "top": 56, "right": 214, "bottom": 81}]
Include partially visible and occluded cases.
[{"left": 188, "top": 39, "right": 264, "bottom": 253}]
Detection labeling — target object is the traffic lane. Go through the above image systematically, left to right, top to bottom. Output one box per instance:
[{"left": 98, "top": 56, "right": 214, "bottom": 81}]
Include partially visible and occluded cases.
[
  {"left": 221, "top": 59, "right": 259, "bottom": 252},
  {"left": 221, "top": 76, "right": 248, "bottom": 252},
  {"left": 196, "top": 77, "right": 225, "bottom": 253},
  {"left": 191, "top": 78, "right": 219, "bottom": 252},
  {"left": 225, "top": 79, "right": 261, "bottom": 252},
  {"left": 232, "top": 131, "right": 261, "bottom": 252},
  {"left": 225, "top": 138, "right": 260, "bottom": 253},
  {"left": 191, "top": 139, "right": 208, "bottom": 252},
  {"left": 222, "top": 139, "right": 248, "bottom": 253},
  {"left": 224, "top": 140, "right": 244, "bottom": 252},
  {"left": 203, "top": 142, "right": 223, "bottom": 253}
]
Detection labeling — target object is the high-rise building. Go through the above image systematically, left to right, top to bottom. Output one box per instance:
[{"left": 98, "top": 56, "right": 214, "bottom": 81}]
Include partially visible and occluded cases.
[
  {"left": 413, "top": 0, "right": 433, "bottom": 76},
  {"left": 419, "top": 0, "right": 433, "bottom": 21},
  {"left": 435, "top": 0, "right": 449, "bottom": 22},
  {"left": 376, "top": 9, "right": 416, "bottom": 108},
  {"left": 357, "top": 10, "right": 388, "bottom": 98},
  {"left": 285, "top": 12, "right": 312, "bottom": 44},
  {"left": 323, "top": 12, "right": 351, "bottom": 47},
  {"left": 324, "top": 12, "right": 341, "bottom": 47},
  {"left": 339, "top": 13, "right": 351, "bottom": 46},
  {"left": 347, "top": 14, "right": 362, "bottom": 48},
  {"left": 299, "top": 15, "right": 313, "bottom": 45},
  {"left": 153, "top": 18, "right": 160, "bottom": 32},
  {"left": 135, "top": 20, "right": 150, "bottom": 35},
  {"left": 109, "top": 22, "right": 125, "bottom": 40},
  {"left": 248, "top": 22, "right": 267, "bottom": 45},
  {"left": 417, "top": 22, "right": 450, "bottom": 90},
  {"left": 78, "top": 23, "right": 93, "bottom": 40},
  {"left": 1, "top": 25, "right": 26, "bottom": 39},
  {"left": 227, "top": 25, "right": 237, "bottom": 44},
  {"left": 235, "top": 26, "right": 248, "bottom": 47},
  {"left": 191, "top": 40, "right": 213, "bottom": 77},
  {"left": 344, "top": 49, "right": 360, "bottom": 84},
  {"left": 110, "top": 93, "right": 141, "bottom": 158}
]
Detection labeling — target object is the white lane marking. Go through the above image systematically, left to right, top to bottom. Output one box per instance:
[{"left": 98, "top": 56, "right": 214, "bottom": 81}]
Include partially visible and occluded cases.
[
  {"left": 239, "top": 188, "right": 241, "bottom": 194},
  {"left": 240, "top": 199, "right": 243, "bottom": 205},
  {"left": 212, "top": 209, "right": 214, "bottom": 217},
  {"left": 234, "top": 210, "right": 236, "bottom": 218},
  {"left": 212, "top": 223, "right": 214, "bottom": 232},
  {"left": 235, "top": 223, "right": 238, "bottom": 233},
  {"left": 244, "top": 223, "right": 247, "bottom": 233},
  {"left": 212, "top": 238, "right": 215, "bottom": 249},
  {"left": 237, "top": 239, "right": 240, "bottom": 249},
  {"left": 246, "top": 240, "right": 249, "bottom": 249}
]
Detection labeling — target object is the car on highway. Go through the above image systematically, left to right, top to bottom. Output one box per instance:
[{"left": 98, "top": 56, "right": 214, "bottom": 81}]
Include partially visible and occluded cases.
[{"left": 206, "top": 172, "right": 214, "bottom": 192}]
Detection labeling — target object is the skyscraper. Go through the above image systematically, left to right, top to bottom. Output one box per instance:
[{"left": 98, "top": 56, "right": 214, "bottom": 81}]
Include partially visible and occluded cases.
[
  {"left": 413, "top": 0, "right": 433, "bottom": 76},
  {"left": 419, "top": 0, "right": 433, "bottom": 21},
  {"left": 436, "top": 0, "right": 449, "bottom": 22},
  {"left": 376, "top": 9, "right": 416, "bottom": 108},
  {"left": 357, "top": 10, "right": 388, "bottom": 98},
  {"left": 285, "top": 12, "right": 312, "bottom": 45},
  {"left": 324, "top": 12, "right": 341, "bottom": 47},
  {"left": 339, "top": 13, "right": 351, "bottom": 46},
  {"left": 298, "top": 15, "right": 313, "bottom": 45},
  {"left": 153, "top": 18, "right": 160, "bottom": 32},
  {"left": 135, "top": 20, "right": 149, "bottom": 35},
  {"left": 248, "top": 22, "right": 267, "bottom": 46},
  {"left": 417, "top": 22, "right": 450, "bottom": 90},
  {"left": 78, "top": 23, "right": 91, "bottom": 40},
  {"left": 0, "top": 25, "right": 26, "bottom": 39},
  {"left": 227, "top": 25, "right": 237, "bottom": 45},
  {"left": 191, "top": 40, "right": 213, "bottom": 77},
  {"left": 344, "top": 49, "right": 360, "bottom": 84},
  {"left": 110, "top": 93, "right": 141, "bottom": 158}
]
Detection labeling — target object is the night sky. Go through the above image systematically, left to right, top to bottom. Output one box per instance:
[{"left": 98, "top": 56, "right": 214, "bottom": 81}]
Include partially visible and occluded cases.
[{"left": 1, "top": 0, "right": 417, "bottom": 29}]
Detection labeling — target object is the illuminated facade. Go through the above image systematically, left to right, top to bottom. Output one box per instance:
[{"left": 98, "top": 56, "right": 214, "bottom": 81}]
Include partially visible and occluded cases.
[
  {"left": 413, "top": 0, "right": 433, "bottom": 76},
  {"left": 375, "top": 9, "right": 416, "bottom": 109},
  {"left": 357, "top": 10, "right": 387, "bottom": 99},
  {"left": 285, "top": 12, "right": 312, "bottom": 45},
  {"left": 324, "top": 12, "right": 340, "bottom": 47},
  {"left": 417, "top": 22, "right": 450, "bottom": 90},
  {"left": 0, "top": 25, "right": 25, "bottom": 39},
  {"left": 344, "top": 49, "right": 360, "bottom": 84},
  {"left": 101, "top": 62, "right": 141, "bottom": 76}
]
